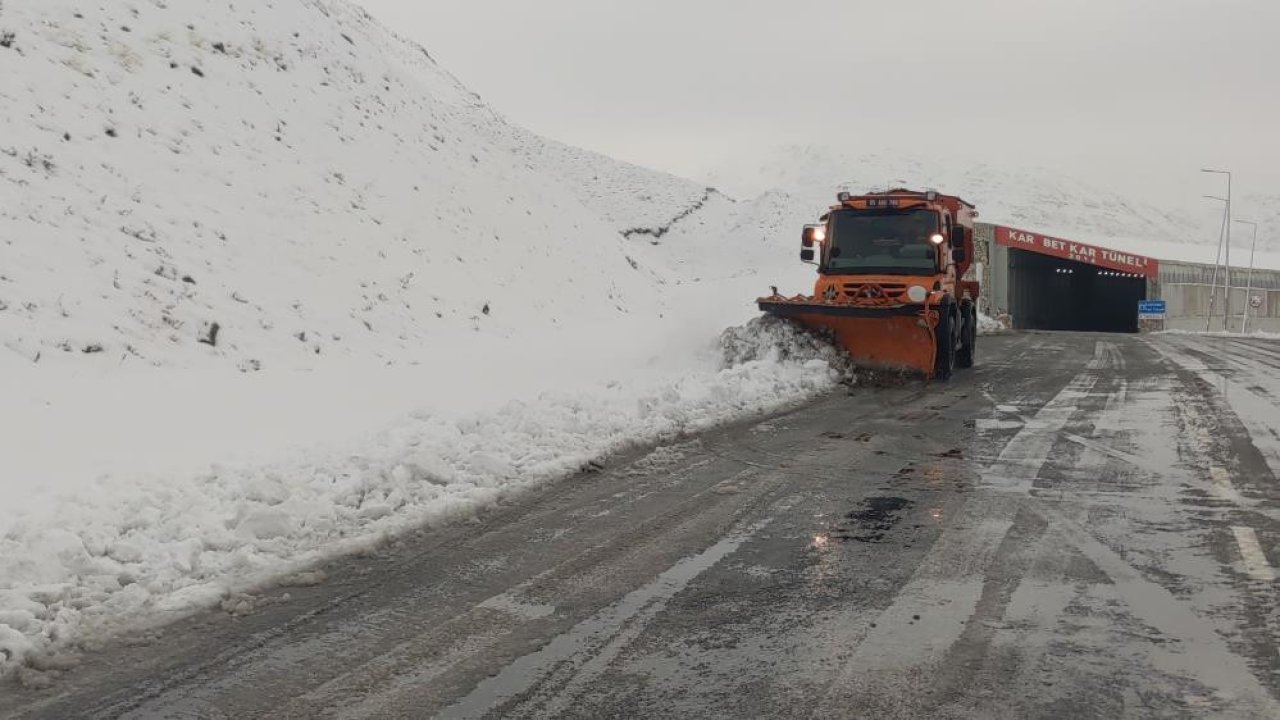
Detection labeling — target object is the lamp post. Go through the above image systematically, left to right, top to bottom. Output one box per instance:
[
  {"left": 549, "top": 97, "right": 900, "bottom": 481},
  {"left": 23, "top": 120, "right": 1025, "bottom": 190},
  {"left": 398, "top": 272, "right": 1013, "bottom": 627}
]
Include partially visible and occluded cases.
[
  {"left": 1202, "top": 169, "right": 1232, "bottom": 329},
  {"left": 1203, "top": 194, "right": 1228, "bottom": 332},
  {"left": 1235, "top": 219, "right": 1258, "bottom": 334}
]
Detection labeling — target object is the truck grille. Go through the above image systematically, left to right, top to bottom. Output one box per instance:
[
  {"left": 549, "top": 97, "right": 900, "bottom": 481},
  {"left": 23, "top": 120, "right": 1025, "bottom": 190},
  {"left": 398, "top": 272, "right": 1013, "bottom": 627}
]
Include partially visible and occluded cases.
[{"left": 842, "top": 282, "right": 908, "bottom": 303}]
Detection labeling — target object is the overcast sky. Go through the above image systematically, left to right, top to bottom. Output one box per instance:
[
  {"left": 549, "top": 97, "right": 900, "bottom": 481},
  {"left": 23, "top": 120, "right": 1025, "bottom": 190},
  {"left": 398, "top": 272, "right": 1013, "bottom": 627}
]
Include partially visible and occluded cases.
[{"left": 354, "top": 0, "right": 1279, "bottom": 198}]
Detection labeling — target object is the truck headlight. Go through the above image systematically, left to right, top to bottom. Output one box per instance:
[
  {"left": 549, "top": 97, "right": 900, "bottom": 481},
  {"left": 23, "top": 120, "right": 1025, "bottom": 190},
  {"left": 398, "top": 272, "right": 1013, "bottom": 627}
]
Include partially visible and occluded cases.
[
  {"left": 929, "top": 233, "right": 945, "bottom": 245},
  {"left": 907, "top": 285, "right": 928, "bottom": 303}
]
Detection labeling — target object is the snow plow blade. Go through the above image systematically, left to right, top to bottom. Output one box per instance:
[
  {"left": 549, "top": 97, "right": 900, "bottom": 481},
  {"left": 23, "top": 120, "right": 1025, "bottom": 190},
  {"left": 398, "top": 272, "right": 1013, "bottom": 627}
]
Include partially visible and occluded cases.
[{"left": 758, "top": 296, "right": 938, "bottom": 377}]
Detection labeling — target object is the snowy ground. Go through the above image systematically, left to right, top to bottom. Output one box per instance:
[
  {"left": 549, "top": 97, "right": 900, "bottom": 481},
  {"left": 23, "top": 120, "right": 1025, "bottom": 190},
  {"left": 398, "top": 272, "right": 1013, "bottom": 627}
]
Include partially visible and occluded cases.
[
  {"left": 0, "top": 304, "right": 848, "bottom": 674},
  {"left": 976, "top": 310, "right": 1007, "bottom": 335}
]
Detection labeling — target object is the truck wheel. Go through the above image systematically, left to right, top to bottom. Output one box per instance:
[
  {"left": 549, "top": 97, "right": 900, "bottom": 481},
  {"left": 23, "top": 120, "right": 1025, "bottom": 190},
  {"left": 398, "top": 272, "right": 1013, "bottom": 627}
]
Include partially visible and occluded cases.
[
  {"left": 956, "top": 305, "right": 976, "bottom": 369},
  {"left": 934, "top": 310, "right": 956, "bottom": 381}
]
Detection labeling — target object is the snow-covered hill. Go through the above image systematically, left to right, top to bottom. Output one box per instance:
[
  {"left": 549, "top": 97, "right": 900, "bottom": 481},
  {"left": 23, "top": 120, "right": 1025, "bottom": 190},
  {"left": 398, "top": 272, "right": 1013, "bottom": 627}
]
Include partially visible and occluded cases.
[
  {"left": 0, "top": 0, "right": 827, "bottom": 679},
  {"left": 0, "top": 0, "right": 806, "bottom": 370},
  {"left": 705, "top": 145, "right": 1280, "bottom": 268},
  {"left": 1245, "top": 193, "right": 1280, "bottom": 253}
]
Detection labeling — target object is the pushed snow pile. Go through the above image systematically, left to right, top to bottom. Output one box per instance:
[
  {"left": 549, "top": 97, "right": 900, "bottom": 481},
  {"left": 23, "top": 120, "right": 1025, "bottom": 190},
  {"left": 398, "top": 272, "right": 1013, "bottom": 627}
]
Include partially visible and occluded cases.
[
  {"left": 720, "top": 315, "right": 855, "bottom": 378},
  {"left": 0, "top": 319, "right": 841, "bottom": 676}
]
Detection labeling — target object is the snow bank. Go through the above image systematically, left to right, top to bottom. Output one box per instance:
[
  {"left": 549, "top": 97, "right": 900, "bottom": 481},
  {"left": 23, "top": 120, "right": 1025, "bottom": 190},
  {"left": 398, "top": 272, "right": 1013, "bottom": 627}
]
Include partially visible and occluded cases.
[
  {"left": 977, "top": 311, "right": 1008, "bottom": 335},
  {"left": 0, "top": 318, "right": 841, "bottom": 675}
]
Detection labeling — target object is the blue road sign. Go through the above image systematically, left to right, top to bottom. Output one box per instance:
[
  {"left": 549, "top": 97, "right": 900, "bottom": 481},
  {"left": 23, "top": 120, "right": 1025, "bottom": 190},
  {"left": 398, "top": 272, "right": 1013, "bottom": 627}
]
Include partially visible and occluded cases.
[{"left": 1138, "top": 300, "right": 1166, "bottom": 320}]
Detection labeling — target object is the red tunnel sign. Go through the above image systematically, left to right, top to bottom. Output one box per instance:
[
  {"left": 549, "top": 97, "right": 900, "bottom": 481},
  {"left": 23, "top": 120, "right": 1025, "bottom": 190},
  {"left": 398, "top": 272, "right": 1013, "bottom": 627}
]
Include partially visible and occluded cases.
[{"left": 995, "top": 225, "right": 1159, "bottom": 278}]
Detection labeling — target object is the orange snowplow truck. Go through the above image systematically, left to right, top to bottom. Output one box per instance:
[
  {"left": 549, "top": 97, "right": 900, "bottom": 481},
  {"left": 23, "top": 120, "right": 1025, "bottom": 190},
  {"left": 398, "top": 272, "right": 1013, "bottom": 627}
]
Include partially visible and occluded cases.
[{"left": 758, "top": 189, "right": 979, "bottom": 380}]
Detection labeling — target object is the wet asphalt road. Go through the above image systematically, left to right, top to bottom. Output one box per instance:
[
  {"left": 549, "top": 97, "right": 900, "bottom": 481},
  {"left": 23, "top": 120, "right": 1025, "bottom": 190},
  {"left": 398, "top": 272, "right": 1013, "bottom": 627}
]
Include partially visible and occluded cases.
[{"left": 4, "top": 331, "right": 1280, "bottom": 719}]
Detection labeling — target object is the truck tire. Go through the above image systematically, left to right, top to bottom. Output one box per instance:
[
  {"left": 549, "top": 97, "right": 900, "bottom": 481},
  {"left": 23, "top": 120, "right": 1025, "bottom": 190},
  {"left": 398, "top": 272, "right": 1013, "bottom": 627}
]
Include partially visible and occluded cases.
[
  {"left": 956, "top": 304, "right": 976, "bottom": 369},
  {"left": 934, "top": 308, "right": 956, "bottom": 381}
]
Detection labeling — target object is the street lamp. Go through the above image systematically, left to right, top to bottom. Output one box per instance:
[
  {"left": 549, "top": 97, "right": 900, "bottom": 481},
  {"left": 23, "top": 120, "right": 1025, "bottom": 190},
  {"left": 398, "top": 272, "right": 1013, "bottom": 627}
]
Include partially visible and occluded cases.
[
  {"left": 1202, "top": 169, "right": 1232, "bottom": 329},
  {"left": 1203, "top": 194, "right": 1229, "bottom": 332},
  {"left": 1235, "top": 219, "right": 1259, "bottom": 334}
]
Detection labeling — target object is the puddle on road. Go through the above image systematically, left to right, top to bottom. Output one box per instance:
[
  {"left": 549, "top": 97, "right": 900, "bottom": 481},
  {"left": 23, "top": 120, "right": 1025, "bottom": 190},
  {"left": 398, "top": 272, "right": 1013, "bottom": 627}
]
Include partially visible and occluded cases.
[
  {"left": 819, "top": 431, "right": 874, "bottom": 442},
  {"left": 830, "top": 496, "right": 914, "bottom": 543}
]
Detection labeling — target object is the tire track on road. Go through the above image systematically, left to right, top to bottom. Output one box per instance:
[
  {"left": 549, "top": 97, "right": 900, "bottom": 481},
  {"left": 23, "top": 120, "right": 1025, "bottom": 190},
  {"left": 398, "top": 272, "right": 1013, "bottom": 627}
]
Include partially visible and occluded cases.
[
  {"left": 1150, "top": 335, "right": 1280, "bottom": 699},
  {"left": 820, "top": 336, "right": 1280, "bottom": 717},
  {"left": 812, "top": 340, "right": 1115, "bottom": 717}
]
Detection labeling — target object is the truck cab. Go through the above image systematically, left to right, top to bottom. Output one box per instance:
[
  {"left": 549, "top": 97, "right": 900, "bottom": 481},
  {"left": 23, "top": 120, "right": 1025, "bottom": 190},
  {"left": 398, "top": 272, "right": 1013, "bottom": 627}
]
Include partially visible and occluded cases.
[{"left": 761, "top": 189, "right": 980, "bottom": 379}]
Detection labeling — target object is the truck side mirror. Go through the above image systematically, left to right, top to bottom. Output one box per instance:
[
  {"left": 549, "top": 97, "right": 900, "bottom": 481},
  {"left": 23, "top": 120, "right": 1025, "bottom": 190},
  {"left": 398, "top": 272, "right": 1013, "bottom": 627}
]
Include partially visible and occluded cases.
[
  {"left": 801, "top": 224, "right": 824, "bottom": 264},
  {"left": 801, "top": 225, "right": 825, "bottom": 248},
  {"left": 951, "top": 225, "right": 965, "bottom": 247},
  {"left": 952, "top": 247, "right": 967, "bottom": 263}
]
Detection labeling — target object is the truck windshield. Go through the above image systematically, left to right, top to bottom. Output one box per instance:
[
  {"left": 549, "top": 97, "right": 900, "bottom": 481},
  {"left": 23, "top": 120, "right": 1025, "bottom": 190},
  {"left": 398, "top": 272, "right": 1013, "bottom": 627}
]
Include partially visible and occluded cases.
[{"left": 826, "top": 209, "right": 940, "bottom": 274}]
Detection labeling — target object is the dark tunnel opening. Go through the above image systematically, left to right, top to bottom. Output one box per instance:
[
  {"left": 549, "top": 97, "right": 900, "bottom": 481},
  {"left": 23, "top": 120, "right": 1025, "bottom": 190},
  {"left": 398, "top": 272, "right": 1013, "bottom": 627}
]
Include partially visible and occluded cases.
[{"left": 1008, "top": 248, "right": 1147, "bottom": 333}]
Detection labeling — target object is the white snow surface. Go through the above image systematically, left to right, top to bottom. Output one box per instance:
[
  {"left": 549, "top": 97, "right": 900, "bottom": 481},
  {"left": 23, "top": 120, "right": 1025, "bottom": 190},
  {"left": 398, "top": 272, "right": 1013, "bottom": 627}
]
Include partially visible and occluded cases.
[
  {"left": 0, "top": 0, "right": 827, "bottom": 673},
  {"left": 1, "top": 0, "right": 653, "bottom": 366},
  {"left": 976, "top": 311, "right": 1006, "bottom": 336}
]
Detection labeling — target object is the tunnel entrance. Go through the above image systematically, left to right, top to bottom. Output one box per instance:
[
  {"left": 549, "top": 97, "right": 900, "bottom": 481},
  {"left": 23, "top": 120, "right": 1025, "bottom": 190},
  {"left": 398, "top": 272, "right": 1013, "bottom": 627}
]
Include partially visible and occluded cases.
[
  {"left": 994, "top": 225, "right": 1158, "bottom": 334},
  {"left": 1007, "top": 248, "right": 1147, "bottom": 332}
]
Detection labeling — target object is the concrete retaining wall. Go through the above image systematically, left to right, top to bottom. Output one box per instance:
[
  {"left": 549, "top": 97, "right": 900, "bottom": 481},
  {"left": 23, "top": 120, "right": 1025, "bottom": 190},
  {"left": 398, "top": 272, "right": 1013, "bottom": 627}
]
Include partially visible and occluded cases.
[
  {"left": 974, "top": 223, "right": 1007, "bottom": 318},
  {"left": 1155, "top": 260, "right": 1280, "bottom": 333},
  {"left": 1157, "top": 285, "right": 1280, "bottom": 333}
]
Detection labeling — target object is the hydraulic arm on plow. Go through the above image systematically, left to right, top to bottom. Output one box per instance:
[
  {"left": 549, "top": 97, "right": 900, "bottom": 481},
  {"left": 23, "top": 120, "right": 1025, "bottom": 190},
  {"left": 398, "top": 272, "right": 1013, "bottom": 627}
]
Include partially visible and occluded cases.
[{"left": 758, "top": 189, "right": 980, "bottom": 380}]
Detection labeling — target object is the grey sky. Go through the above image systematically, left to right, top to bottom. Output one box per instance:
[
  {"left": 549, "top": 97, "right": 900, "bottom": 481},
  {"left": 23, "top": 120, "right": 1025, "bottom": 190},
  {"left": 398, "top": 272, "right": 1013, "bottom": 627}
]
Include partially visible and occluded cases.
[{"left": 354, "top": 0, "right": 1280, "bottom": 197}]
